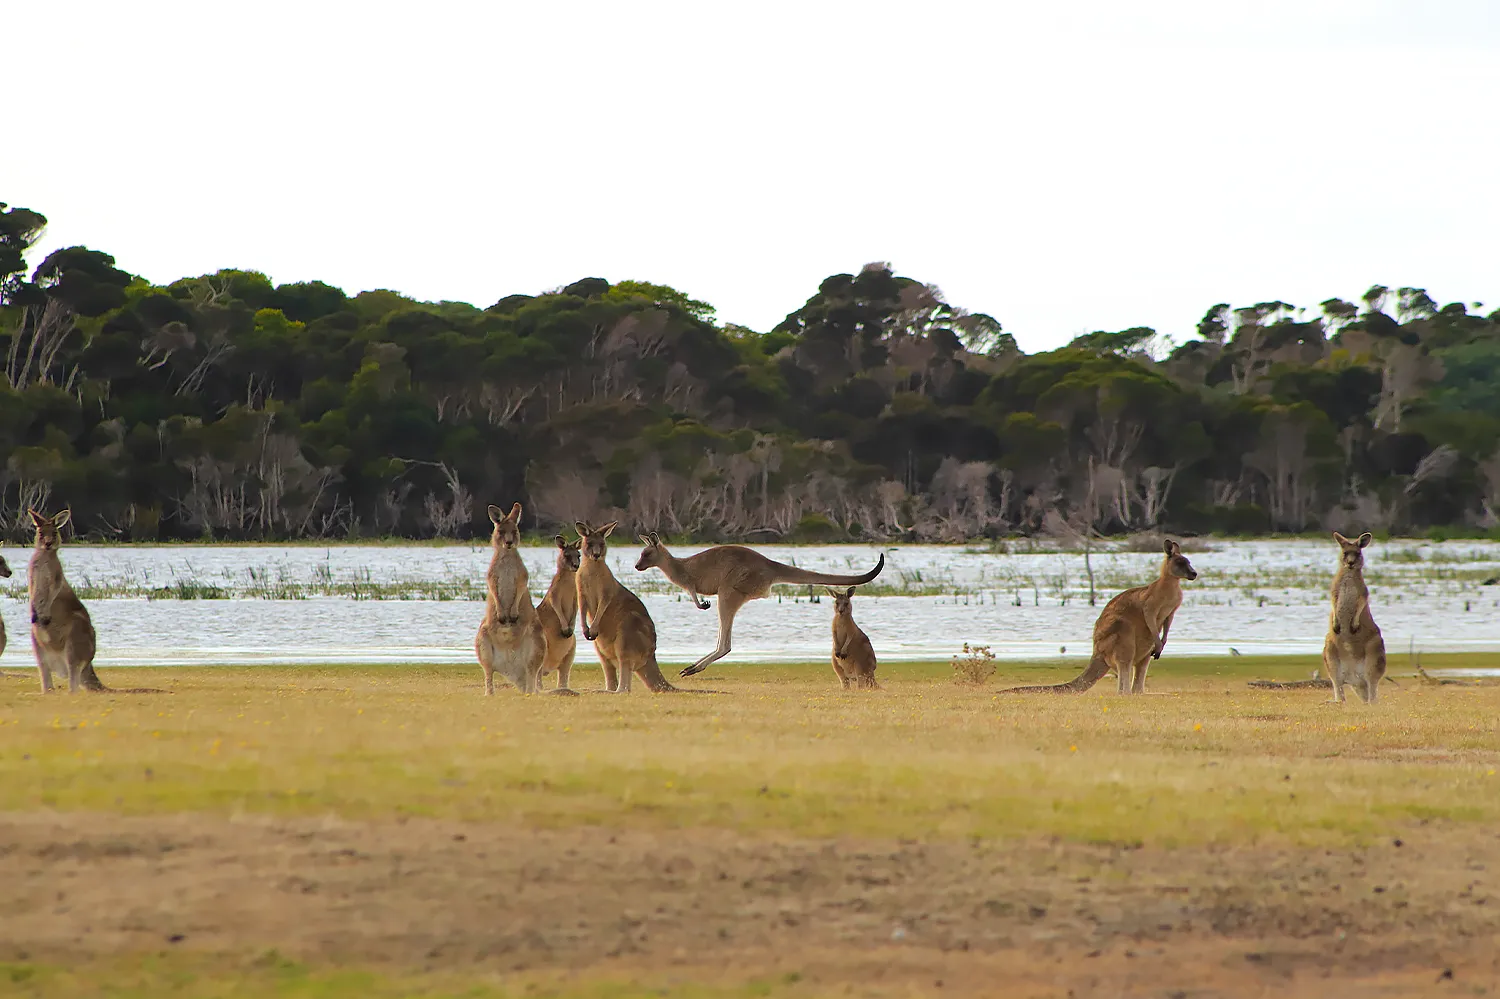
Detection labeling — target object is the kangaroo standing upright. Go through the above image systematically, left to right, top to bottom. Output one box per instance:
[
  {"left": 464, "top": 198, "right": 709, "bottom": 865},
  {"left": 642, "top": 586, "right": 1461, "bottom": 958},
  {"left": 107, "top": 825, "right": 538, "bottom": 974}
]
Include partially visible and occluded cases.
[
  {"left": 474, "top": 503, "right": 546, "bottom": 695},
  {"left": 28, "top": 509, "right": 104, "bottom": 693},
  {"left": 576, "top": 521, "right": 679, "bottom": 693},
  {"left": 1323, "top": 531, "right": 1386, "bottom": 704},
  {"left": 633, "top": 532, "right": 885, "bottom": 677},
  {"left": 536, "top": 534, "right": 582, "bottom": 694},
  {"left": 1003, "top": 539, "right": 1198, "bottom": 694},
  {"left": 0, "top": 555, "right": 11, "bottom": 658},
  {"left": 828, "top": 586, "right": 879, "bottom": 689}
]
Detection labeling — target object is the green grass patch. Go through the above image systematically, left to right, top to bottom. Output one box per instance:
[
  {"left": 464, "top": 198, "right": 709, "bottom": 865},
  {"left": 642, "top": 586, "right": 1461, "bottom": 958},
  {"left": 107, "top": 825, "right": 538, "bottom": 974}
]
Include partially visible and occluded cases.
[{"left": 2, "top": 656, "right": 1497, "bottom": 848}]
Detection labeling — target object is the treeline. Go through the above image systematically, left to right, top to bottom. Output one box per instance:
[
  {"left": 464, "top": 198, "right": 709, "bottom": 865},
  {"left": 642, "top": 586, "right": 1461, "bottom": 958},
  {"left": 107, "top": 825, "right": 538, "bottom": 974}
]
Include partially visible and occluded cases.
[{"left": 2, "top": 201, "right": 1499, "bottom": 542}]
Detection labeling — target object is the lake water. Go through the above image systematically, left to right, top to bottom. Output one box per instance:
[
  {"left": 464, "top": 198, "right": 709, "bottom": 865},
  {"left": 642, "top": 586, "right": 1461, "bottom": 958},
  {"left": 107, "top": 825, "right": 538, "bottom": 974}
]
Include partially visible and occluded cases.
[{"left": 2, "top": 540, "right": 1497, "bottom": 673}]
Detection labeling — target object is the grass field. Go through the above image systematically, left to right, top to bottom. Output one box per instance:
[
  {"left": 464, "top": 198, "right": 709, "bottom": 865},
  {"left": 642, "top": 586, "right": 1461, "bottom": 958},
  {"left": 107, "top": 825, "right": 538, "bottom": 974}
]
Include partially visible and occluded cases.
[{"left": 2, "top": 655, "right": 1498, "bottom": 998}]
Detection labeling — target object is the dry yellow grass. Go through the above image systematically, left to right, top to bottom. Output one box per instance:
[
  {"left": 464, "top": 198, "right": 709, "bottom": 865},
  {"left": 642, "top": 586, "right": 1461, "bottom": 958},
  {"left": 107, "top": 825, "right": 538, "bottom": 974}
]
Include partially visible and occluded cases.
[
  {"left": 3, "top": 655, "right": 1497, "bottom": 847},
  {"left": 3, "top": 655, "right": 1500, "bottom": 997}
]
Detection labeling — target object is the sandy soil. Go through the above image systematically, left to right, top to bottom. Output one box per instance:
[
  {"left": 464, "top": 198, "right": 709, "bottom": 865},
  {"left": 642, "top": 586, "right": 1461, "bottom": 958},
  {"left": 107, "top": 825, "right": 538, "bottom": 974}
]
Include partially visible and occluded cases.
[{"left": 1, "top": 812, "right": 1496, "bottom": 997}]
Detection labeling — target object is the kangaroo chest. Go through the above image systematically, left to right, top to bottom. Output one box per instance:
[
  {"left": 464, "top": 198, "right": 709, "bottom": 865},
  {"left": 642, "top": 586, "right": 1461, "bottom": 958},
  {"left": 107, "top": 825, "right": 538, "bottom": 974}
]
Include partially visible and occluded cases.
[
  {"left": 487, "top": 552, "right": 529, "bottom": 595},
  {"left": 28, "top": 554, "right": 66, "bottom": 597},
  {"left": 1332, "top": 573, "right": 1365, "bottom": 621}
]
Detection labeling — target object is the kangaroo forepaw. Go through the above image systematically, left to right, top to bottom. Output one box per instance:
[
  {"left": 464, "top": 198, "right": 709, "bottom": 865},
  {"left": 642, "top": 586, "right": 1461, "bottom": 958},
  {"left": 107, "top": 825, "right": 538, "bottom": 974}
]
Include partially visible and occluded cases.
[
  {"left": 696, "top": 598, "right": 711, "bottom": 610},
  {"left": 1350, "top": 624, "right": 1360, "bottom": 634},
  {"left": 582, "top": 628, "right": 596, "bottom": 642},
  {"left": 559, "top": 629, "right": 573, "bottom": 639},
  {"left": 1151, "top": 648, "right": 1162, "bottom": 660},
  {"left": 679, "top": 662, "right": 707, "bottom": 678}
]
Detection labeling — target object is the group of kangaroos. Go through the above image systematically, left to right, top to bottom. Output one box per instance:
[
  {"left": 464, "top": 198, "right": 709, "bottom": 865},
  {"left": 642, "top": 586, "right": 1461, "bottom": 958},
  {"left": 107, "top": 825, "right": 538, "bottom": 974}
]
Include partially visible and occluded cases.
[
  {"left": 474, "top": 502, "right": 1389, "bottom": 704},
  {"left": 7, "top": 504, "right": 1386, "bottom": 704}
]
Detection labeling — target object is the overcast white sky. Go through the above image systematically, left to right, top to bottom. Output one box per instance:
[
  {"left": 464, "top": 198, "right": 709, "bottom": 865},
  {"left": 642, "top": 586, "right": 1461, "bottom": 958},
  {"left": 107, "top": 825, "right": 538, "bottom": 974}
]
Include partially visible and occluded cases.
[{"left": 6, "top": 1, "right": 1498, "bottom": 351}]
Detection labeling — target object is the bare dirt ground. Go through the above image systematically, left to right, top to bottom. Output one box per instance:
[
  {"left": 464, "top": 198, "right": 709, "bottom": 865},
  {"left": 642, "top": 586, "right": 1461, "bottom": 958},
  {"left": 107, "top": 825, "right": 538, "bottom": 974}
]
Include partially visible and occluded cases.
[{"left": 1, "top": 811, "right": 1496, "bottom": 997}]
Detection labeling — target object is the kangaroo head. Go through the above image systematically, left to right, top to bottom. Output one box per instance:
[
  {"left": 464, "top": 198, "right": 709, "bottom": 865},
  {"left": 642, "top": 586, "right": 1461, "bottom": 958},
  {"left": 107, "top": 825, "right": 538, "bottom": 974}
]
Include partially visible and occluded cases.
[
  {"left": 488, "top": 502, "right": 523, "bottom": 550},
  {"left": 30, "top": 508, "right": 71, "bottom": 551},
  {"left": 574, "top": 520, "right": 616, "bottom": 562},
  {"left": 634, "top": 531, "right": 664, "bottom": 571},
  {"left": 1332, "top": 531, "right": 1372, "bottom": 569},
  {"left": 554, "top": 534, "right": 582, "bottom": 571},
  {"left": 1162, "top": 539, "right": 1198, "bottom": 580},
  {"left": 0, "top": 555, "right": 10, "bottom": 579},
  {"left": 826, "top": 585, "right": 857, "bottom": 614}
]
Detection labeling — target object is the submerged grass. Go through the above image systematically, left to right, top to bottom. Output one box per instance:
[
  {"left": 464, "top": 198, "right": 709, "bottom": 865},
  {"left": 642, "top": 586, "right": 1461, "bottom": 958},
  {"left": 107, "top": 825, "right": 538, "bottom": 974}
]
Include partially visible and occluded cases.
[{"left": 2, "top": 655, "right": 1497, "bottom": 848}]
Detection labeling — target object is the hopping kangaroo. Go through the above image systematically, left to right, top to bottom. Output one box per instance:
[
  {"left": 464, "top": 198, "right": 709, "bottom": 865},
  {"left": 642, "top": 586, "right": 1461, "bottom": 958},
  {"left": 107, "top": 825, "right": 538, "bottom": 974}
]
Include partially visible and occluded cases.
[
  {"left": 474, "top": 503, "right": 546, "bottom": 695},
  {"left": 27, "top": 509, "right": 163, "bottom": 694},
  {"left": 575, "top": 521, "right": 679, "bottom": 693},
  {"left": 1323, "top": 531, "right": 1387, "bottom": 704},
  {"left": 633, "top": 532, "right": 885, "bottom": 677},
  {"left": 535, "top": 534, "right": 582, "bottom": 694},
  {"left": 1003, "top": 539, "right": 1198, "bottom": 694},
  {"left": 828, "top": 586, "right": 879, "bottom": 689}
]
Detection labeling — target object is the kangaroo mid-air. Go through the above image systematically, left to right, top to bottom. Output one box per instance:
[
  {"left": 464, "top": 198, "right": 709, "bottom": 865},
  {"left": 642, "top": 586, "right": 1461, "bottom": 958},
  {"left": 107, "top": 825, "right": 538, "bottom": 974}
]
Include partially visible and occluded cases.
[
  {"left": 474, "top": 502, "right": 546, "bottom": 695},
  {"left": 576, "top": 521, "right": 680, "bottom": 693},
  {"left": 1323, "top": 531, "right": 1387, "bottom": 704},
  {"left": 633, "top": 532, "right": 885, "bottom": 677},
  {"left": 535, "top": 534, "right": 582, "bottom": 694},
  {"left": 1002, "top": 539, "right": 1197, "bottom": 695},
  {"left": 828, "top": 586, "right": 879, "bottom": 689}
]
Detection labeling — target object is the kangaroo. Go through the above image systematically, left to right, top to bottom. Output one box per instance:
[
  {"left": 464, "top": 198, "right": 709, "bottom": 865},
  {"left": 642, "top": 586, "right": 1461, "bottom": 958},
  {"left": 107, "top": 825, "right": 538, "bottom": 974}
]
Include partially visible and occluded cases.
[
  {"left": 474, "top": 502, "right": 546, "bottom": 695},
  {"left": 27, "top": 509, "right": 164, "bottom": 694},
  {"left": 575, "top": 521, "right": 679, "bottom": 693},
  {"left": 1323, "top": 531, "right": 1387, "bottom": 704},
  {"left": 633, "top": 532, "right": 886, "bottom": 677},
  {"left": 536, "top": 534, "right": 582, "bottom": 695},
  {"left": 1002, "top": 539, "right": 1198, "bottom": 694},
  {"left": 0, "top": 554, "right": 10, "bottom": 658},
  {"left": 828, "top": 586, "right": 879, "bottom": 689}
]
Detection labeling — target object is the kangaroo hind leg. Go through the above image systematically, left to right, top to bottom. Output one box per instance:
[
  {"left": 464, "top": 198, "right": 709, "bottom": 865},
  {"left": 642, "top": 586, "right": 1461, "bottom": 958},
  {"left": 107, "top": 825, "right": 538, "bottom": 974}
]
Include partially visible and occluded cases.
[
  {"left": 681, "top": 591, "right": 747, "bottom": 678},
  {"left": 476, "top": 628, "right": 497, "bottom": 696},
  {"left": 32, "top": 633, "right": 57, "bottom": 693}
]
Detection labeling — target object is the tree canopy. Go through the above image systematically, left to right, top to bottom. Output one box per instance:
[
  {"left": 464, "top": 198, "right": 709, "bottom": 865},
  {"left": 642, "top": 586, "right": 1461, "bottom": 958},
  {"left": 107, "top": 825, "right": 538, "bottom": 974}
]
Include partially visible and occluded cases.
[{"left": 3, "top": 204, "right": 1498, "bottom": 541}]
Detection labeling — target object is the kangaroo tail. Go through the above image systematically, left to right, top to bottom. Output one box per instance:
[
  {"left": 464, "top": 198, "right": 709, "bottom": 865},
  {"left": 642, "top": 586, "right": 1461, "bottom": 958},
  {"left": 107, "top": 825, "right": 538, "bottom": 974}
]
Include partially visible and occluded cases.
[
  {"left": 772, "top": 553, "right": 885, "bottom": 587},
  {"left": 1000, "top": 652, "right": 1110, "bottom": 694},
  {"left": 637, "top": 656, "right": 681, "bottom": 693},
  {"left": 78, "top": 663, "right": 170, "bottom": 694}
]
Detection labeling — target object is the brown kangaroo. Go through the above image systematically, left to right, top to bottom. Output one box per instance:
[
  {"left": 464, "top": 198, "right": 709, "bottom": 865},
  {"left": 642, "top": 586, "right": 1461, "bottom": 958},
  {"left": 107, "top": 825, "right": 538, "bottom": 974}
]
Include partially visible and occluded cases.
[
  {"left": 474, "top": 502, "right": 546, "bottom": 695},
  {"left": 27, "top": 509, "right": 165, "bottom": 694},
  {"left": 575, "top": 521, "right": 680, "bottom": 693},
  {"left": 1324, "top": 531, "right": 1387, "bottom": 704},
  {"left": 633, "top": 532, "right": 885, "bottom": 676},
  {"left": 536, "top": 534, "right": 582, "bottom": 694},
  {"left": 1002, "top": 539, "right": 1198, "bottom": 694},
  {"left": 0, "top": 554, "right": 11, "bottom": 658},
  {"left": 828, "top": 586, "right": 879, "bottom": 689}
]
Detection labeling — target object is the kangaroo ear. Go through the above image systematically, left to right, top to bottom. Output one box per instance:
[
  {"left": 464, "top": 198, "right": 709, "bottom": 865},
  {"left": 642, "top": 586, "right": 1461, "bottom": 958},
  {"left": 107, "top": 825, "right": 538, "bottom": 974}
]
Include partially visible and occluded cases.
[
  {"left": 507, "top": 502, "right": 523, "bottom": 523},
  {"left": 488, "top": 505, "right": 505, "bottom": 524},
  {"left": 28, "top": 509, "right": 45, "bottom": 528},
  {"left": 53, "top": 509, "right": 71, "bottom": 530},
  {"left": 575, "top": 521, "right": 591, "bottom": 536},
  {"left": 600, "top": 522, "right": 617, "bottom": 538},
  {"left": 649, "top": 531, "right": 660, "bottom": 545},
  {"left": 1332, "top": 531, "right": 1350, "bottom": 545},
  {"left": 1358, "top": 532, "right": 1372, "bottom": 548},
  {"left": 638, "top": 534, "right": 652, "bottom": 546},
  {"left": 555, "top": 535, "right": 567, "bottom": 549},
  {"left": 1163, "top": 539, "right": 1179, "bottom": 556},
  {"left": 846, "top": 586, "right": 856, "bottom": 598},
  {"left": 825, "top": 587, "right": 838, "bottom": 597}
]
